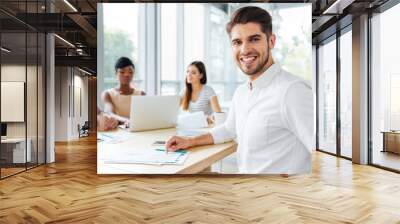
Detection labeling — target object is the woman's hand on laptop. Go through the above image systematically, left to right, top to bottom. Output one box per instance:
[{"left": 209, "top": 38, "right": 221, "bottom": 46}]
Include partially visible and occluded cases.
[
  {"left": 97, "top": 113, "right": 118, "bottom": 131},
  {"left": 165, "top": 136, "right": 193, "bottom": 152}
]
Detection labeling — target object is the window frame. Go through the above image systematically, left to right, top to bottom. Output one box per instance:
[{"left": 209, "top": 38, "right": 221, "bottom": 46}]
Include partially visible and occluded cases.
[{"left": 315, "top": 25, "right": 353, "bottom": 161}]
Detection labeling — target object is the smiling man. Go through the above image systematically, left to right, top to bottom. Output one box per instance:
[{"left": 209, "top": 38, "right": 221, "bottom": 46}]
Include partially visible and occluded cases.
[{"left": 166, "top": 6, "right": 314, "bottom": 174}]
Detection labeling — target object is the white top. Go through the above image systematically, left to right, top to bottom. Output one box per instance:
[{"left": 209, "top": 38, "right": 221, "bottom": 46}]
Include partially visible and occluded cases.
[
  {"left": 209, "top": 64, "right": 314, "bottom": 174},
  {"left": 180, "top": 85, "right": 217, "bottom": 116}
]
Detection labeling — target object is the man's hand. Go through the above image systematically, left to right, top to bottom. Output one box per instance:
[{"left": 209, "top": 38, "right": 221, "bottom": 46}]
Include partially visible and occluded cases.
[
  {"left": 165, "top": 133, "right": 214, "bottom": 152},
  {"left": 165, "top": 136, "right": 194, "bottom": 152}
]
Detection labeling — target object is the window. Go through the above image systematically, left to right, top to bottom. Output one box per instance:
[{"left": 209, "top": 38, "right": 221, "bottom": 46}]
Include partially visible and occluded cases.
[
  {"left": 0, "top": 1, "right": 46, "bottom": 179},
  {"left": 99, "top": 3, "right": 312, "bottom": 110},
  {"left": 159, "top": 3, "right": 208, "bottom": 97},
  {"left": 371, "top": 3, "right": 400, "bottom": 171},
  {"left": 101, "top": 4, "right": 143, "bottom": 93},
  {"left": 160, "top": 4, "right": 178, "bottom": 95},
  {"left": 183, "top": 4, "right": 204, "bottom": 68},
  {"left": 265, "top": 4, "right": 312, "bottom": 81},
  {"left": 206, "top": 5, "right": 237, "bottom": 106},
  {"left": 340, "top": 29, "right": 352, "bottom": 158},
  {"left": 318, "top": 37, "right": 337, "bottom": 154},
  {"left": 390, "top": 74, "right": 400, "bottom": 130}
]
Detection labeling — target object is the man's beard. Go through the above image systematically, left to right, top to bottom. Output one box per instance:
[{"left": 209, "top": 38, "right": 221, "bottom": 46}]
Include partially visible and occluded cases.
[{"left": 239, "top": 48, "right": 270, "bottom": 77}]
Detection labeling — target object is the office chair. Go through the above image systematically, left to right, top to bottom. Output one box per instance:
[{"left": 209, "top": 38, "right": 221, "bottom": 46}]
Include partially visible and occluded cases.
[{"left": 78, "top": 121, "right": 90, "bottom": 138}]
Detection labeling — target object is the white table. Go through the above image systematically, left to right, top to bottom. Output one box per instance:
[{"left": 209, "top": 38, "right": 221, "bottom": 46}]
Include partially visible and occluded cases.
[
  {"left": 97, "top": 128, "right": 237, "bottom": 174},
  {"left": 1, "top": 138, "right": 31, "bottom": 163}
]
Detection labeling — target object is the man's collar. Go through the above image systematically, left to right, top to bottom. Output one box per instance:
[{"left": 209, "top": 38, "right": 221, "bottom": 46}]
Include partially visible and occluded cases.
[{"left": 247, "top": 63, "right": 280, "bottom": 90}]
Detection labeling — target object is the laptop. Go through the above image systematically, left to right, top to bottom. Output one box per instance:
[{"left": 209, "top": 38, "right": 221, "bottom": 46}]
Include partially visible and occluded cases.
[{"left": 129, "top": 95, "right": 180, "bottom": 132}]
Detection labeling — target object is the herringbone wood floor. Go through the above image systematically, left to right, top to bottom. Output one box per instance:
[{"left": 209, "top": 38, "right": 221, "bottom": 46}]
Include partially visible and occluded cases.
[{"left": 1, "top": 135, "right": 400, "bottom": 224}]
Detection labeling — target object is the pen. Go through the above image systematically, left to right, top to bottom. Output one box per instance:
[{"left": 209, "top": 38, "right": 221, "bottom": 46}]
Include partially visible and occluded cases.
[
  {"left": 155, "top": 148, "right": 186, "bottom": 154},
  {"left": 155, "top": 148, "right": 168, "bottom": 153}
]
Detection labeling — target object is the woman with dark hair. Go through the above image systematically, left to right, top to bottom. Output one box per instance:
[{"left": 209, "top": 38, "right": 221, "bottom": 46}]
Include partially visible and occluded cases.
[
  {"left": 102, "top": 57, "right": 145, "bottom": 126},
  {"left": 180, "top": 61, "right": 221, "bottom": 123}
]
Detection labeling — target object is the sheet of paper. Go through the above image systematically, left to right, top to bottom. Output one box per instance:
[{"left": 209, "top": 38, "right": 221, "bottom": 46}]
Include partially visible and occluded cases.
[
  {"left": 177, "top": 111, "right": 208, "bottom": 129},
  {"left": 98, "top": 132, "right": 130, "bottom": 144},
  {"left": 102, "top": 149, "right": 189, "bottom": 165},
  {"left": 174, "top": 152, "right": 189, "bottom": 165}
]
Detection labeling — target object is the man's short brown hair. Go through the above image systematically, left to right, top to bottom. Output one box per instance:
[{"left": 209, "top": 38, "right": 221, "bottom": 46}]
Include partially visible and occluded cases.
[{"left": 226, "top": 6, "right": 273, "bottom": 37}]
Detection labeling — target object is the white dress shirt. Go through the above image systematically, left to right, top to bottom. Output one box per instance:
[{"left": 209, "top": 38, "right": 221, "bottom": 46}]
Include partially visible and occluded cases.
[{"left": 210, "top": 63, "right": 314, "bottom": 174}]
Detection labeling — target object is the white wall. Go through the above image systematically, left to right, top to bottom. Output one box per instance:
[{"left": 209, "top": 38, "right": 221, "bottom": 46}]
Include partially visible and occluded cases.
[
  {"left": 1, "top": 64, "right": 46, "bottom": 164},
  {"left": 1, "top": 65, "right": 41, "bottom": 137},
  {"left": 1, "top": 65, "right": 26, "bottom": 139},
  {"left": 54, "top": 67, "right": 89, "bottom": 141},
  {"left": 54, "top": 67, "right": 68, "bottom": 141}
]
